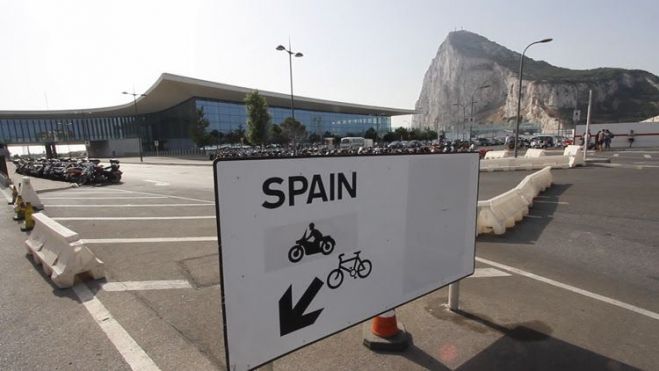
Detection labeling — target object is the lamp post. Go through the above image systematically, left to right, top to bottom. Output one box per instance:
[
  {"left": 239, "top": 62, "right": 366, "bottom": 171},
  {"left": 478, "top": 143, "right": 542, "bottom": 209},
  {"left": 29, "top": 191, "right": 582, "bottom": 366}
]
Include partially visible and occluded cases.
[
  {"left": 513, "top": 38, "right": 553, "bottom": 158},
  {"left": 276, "top": 43, "right": 303, "bottom": 121},
  {"left": 122, "top": 91, "right": 147, "bottom": 162},
  {"left": 453, "top": 102, "right": 467, "bottom": 140}
]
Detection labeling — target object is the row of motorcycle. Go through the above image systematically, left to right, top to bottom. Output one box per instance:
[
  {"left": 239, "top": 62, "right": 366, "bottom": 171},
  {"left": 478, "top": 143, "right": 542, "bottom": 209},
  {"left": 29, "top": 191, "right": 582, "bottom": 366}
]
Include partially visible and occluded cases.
[{"left": 13, "top": 158, "right": 123, "bottom": 185}]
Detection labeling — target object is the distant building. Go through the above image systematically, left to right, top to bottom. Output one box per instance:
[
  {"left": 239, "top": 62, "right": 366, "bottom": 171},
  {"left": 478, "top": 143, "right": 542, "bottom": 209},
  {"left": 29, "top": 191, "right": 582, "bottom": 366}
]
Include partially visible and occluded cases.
[{"left": 0, "top": 73, "right": 412, "bottom": 156}]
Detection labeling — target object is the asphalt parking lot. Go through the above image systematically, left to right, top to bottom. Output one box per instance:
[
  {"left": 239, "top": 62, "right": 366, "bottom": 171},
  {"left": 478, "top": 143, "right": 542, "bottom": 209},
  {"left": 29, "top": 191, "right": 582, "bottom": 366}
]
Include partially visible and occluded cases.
[{"left": 1, "top": 149, "right": 658, "bottom": 370}]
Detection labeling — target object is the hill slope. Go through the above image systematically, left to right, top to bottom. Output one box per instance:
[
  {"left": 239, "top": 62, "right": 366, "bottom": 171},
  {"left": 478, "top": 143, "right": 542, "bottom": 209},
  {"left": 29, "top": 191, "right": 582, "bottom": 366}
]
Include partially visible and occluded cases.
[{"left": 412, "top": 31, "right": 659, "bottom": 132}]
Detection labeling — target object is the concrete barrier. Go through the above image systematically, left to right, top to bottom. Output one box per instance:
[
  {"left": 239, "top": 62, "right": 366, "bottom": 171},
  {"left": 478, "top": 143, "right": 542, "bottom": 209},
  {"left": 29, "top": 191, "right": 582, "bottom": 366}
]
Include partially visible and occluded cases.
[
  {"left": 480, "top": 145, "right": 589, "bottom": 171},
  {"left": 563, "top": 145, "right": 585, "bottom": 167},
  {"left": 524, "top": 149, "right": 547, "bottom": 158},
  {"left": 484, "top": 150, "right": 512, "bottom": 159},
  {"left": 480, "top": 156, "right": 569, "bottom": 171},
  {"left": 477, "top": 167, "right": 553, "bottom": 235},
  {"left": 19, "top": 177, "right": 44, "bottom": 209},
  {"left": 25, "top": 213, "right": 104, "bottom": 288}
]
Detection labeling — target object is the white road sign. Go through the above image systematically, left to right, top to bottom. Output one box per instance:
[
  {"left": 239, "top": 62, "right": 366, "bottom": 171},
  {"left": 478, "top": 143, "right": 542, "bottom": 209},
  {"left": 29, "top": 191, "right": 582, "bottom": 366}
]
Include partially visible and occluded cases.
[{"left": 214, "top": 153, "right": 479, "bottom": 371}]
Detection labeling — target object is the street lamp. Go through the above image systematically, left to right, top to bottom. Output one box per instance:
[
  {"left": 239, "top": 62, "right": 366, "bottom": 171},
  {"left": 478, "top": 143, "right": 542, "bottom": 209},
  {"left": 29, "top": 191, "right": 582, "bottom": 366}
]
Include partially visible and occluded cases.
[
  {"left": 514, "top": 38, "right": 553, "bottom": 157},
  {"left": 276, "top": 43, "right": 303, "bottom": 121},
  {"left": 122, "top": 91, "right": 147, "bottom": 162},
  {"left": 453, "top": 102, "right": 467, "bottom": 140}
]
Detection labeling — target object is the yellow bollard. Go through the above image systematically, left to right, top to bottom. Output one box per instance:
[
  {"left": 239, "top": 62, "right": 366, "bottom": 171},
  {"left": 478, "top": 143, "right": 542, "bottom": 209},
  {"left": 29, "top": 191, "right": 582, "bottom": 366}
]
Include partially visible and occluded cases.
[
  {"left": 13, "top": 195, "right": 25, "bottom": 221},
  {"left": 21, "top": 202, "right": 35, "bottom": 231}
]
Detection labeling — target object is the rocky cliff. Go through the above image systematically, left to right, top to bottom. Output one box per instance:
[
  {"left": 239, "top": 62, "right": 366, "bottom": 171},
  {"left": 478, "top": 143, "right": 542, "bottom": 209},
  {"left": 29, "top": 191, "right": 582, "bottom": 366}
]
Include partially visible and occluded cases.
[{"left": 412, "top": 31, "right": 659, "bottom": 133}]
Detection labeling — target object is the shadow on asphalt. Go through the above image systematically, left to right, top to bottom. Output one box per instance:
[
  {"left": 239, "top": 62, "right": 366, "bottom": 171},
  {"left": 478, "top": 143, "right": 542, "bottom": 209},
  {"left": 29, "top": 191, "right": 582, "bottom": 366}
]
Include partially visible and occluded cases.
[
  {"left": 477, "top": 183, "right": 572, "bottom": 245},
  {"left": 23, "top": 253, "right": 78, "bottom": 300},
  {"left": 445, "top": 309, "right": 639, "bottom": 371},
  {"left": 370, "top": 333, "right": 450, "bottom": 371}
]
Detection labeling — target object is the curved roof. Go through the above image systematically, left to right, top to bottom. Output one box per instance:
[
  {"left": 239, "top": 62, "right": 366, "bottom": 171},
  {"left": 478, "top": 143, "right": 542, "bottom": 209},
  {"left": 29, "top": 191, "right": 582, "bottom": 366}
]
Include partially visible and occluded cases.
[{"left": 0, "top": 73, "right": 414, "bottom": 118}]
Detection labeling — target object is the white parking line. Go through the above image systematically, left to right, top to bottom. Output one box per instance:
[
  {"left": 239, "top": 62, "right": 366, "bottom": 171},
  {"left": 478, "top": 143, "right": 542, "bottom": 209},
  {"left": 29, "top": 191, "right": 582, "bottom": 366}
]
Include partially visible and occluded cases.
[
  {"left": 643, "top": 154, "right": 652, "bottom": 159},
  {"left": 144, "top": 180, "right": 170, "bottom": 186},
  {"left": 109, "top": 188, "right": 214, "bottom": 204},
  {"left": 41, "top": 196, "right": 169, "bottom": 200},
  {"left": 45, "top": 203, "right": 214, "bottom": 207},
  {"left": 53, "top": 216, "right": 216, "bottom": 221},
  {"left": 83, "top": 236, "right": 218, "bottom": 244},
  {"left": 476, "top": 257, "right": 659, "bottom": 321},
  {"left": 470, "top": 267, "right": 511, "bottom": 278},
  {"left": 100, "top": 280, "right": 192, "bottom": 291},
  {"left": 73, "top": 283, "right": 161, "bottom": 371}
]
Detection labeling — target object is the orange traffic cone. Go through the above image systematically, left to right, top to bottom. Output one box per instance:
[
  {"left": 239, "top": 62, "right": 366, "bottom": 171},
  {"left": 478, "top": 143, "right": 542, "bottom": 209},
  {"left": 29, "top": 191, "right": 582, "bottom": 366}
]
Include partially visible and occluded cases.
[{"left": 363, "top": 309, "right": 409, "bottom": 351}]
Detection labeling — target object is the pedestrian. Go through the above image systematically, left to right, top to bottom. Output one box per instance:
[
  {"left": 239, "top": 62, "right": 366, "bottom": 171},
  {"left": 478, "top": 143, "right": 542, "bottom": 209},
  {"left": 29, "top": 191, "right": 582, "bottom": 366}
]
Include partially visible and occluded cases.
[
  {"left": 604, "top": 129, "right": 613, "bottom": 150},
  {"left": 596, "top": 130, "right": 605, "bottom": 151},
  {"left": 628, "top": 130, "right": 635, "bottom": 148}
]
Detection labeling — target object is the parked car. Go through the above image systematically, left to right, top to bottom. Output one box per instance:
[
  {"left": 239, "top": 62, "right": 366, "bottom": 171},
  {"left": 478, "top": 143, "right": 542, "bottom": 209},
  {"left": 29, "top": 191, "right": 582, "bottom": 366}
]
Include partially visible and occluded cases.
[{"left": 529, "top": 135, "right": 556, "bottom": 148}]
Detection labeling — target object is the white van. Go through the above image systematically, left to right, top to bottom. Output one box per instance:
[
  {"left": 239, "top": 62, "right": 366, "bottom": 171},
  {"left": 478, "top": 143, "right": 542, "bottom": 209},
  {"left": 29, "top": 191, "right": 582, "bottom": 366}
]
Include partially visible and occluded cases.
[{"left": 340, "top": 137, "right": 366, "bottom": 150}]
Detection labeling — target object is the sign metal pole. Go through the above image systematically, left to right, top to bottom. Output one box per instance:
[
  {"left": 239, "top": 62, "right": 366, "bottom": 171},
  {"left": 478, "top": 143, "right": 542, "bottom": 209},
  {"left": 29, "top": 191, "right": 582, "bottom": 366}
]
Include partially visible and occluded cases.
[{"left": 448, "top": 282, "right": 460, "bottom": 311}]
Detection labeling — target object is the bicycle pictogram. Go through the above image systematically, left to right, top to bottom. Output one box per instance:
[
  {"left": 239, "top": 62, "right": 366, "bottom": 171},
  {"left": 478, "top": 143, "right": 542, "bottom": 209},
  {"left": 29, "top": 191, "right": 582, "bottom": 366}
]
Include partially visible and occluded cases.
[{"left": 326, "top": 251, "right": 372, "bottom": 289}]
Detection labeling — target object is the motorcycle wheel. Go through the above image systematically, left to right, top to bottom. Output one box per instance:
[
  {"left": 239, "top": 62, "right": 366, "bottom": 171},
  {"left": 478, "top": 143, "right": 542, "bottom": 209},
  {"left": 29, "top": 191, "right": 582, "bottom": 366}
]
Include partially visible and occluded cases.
[
  {"left": 320, "top": 238, "right": 335, "bottom": 255},
  {"left": 288, "top": 245, "right": 304, "bottom": 263},
  {"left": 327, "top": 269, "right": 344, "bottom": 289}
]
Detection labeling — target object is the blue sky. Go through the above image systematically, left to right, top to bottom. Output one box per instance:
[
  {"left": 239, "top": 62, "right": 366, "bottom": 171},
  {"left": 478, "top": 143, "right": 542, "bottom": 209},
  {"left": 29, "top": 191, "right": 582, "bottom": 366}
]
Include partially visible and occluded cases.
[{"left": 0, "top": 0, "right": 657, "bottom": 127}]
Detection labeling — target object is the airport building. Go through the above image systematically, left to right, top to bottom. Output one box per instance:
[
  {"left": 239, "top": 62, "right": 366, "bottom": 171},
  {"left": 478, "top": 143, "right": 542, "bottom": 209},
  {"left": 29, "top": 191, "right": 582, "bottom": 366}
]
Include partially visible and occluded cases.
[{"left": 0, "top": 73, "right": 412, "bottom": 157}]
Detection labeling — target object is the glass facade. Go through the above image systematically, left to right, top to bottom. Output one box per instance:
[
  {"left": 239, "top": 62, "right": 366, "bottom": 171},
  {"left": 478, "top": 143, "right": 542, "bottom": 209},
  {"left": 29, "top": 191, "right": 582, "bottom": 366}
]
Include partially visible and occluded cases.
[
  {"left": 0, "top": 97, "right": 393, "bottom": 149},
  {"left": 195, "top": 99, "right": 391, "bottom": 136},
  {"left": 0, "top": 116, "right": 136, "bottom": 144}
]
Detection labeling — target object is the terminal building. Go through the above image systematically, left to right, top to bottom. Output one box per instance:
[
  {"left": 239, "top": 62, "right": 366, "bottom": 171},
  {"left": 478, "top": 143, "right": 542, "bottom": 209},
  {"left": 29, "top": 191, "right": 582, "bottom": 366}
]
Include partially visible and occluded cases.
[{"left": 0, "top": 73, "right": 413, "bottom": 157}]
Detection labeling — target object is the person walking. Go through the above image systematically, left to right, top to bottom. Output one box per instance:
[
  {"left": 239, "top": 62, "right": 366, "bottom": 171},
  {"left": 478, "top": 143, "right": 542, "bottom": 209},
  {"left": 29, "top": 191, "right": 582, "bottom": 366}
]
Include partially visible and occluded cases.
[
  {"left": 604, "top": 129, "right": 613, "bottom": 150},
  {"left": 596, "top": 130, "right": 605, "bottom": 151},
  {"left": 628, "top": 130, "right": 635, "bottom": 148}
]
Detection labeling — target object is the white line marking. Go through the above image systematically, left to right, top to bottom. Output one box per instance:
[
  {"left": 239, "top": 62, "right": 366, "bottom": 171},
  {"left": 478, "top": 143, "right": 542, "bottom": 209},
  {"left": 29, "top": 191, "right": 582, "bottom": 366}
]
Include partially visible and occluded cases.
[
  {"left": 613, "top": 154, "right": 620, "bottom": 157},
  {"left": 644, "top": 154, "right": 652, "bottom": 159},
  {"left": 144, "top": 180, "right": 170, "bottom": 186},
  {"left": 109, "top": 188, "right": 214, "bottom": 204},
  {"left": 46, "top": 191, "right": 124, "bottom": 194},
  {"left": 41, "top": 196, "right": 169, "bottom": 200},
  {"left": 534, "top": 200, "right": 569, "bottom": 205},
  {"left": 45, "top": 203, "right": 214, "bottom": 208},
  {"left": 53, "top": 216, "right": 216, "bottom": 221},
  {"left": 83, "top": 236, "right": 218, "bottom": 244},
  {"left": 475, "top": 257, "right": 659, "bottom": 321},
  {"left": 470, "top": 267, "right": 512, "bottom": 278},
  {"left": 100, "top": 280, "right": 192, "bottom": 291},
  {"left": 73, "top": 283, "right": 160, "bottom": 371}
]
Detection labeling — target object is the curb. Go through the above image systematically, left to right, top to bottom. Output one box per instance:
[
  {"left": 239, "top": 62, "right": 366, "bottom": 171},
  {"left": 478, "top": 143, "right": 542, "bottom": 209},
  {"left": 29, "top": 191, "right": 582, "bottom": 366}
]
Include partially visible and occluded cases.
[
  {"left": 120, "top": 161, "right": 211, "bottom": 167},
  {"left": 35, "top": 184, "right": 77, "bottom": 194},
  {"left": 0, "top": 187, "right": 12, "bottom": 203}
]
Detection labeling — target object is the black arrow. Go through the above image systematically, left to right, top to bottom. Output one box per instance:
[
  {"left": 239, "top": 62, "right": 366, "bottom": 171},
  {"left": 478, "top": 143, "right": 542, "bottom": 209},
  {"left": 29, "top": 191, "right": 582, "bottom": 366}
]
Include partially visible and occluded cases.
[{"left": 279, "top": 277, "right": 324, "bottom": 336}]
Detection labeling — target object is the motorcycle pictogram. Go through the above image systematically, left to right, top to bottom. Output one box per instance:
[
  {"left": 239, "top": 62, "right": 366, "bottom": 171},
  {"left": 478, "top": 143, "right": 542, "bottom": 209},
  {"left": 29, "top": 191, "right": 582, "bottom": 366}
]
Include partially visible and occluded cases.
[
  {"left": 288, "top": 223, "right": 335, "bottom": 263},
  {"left": 326, "top": 251, "right": 372, "bottom": 289}
]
